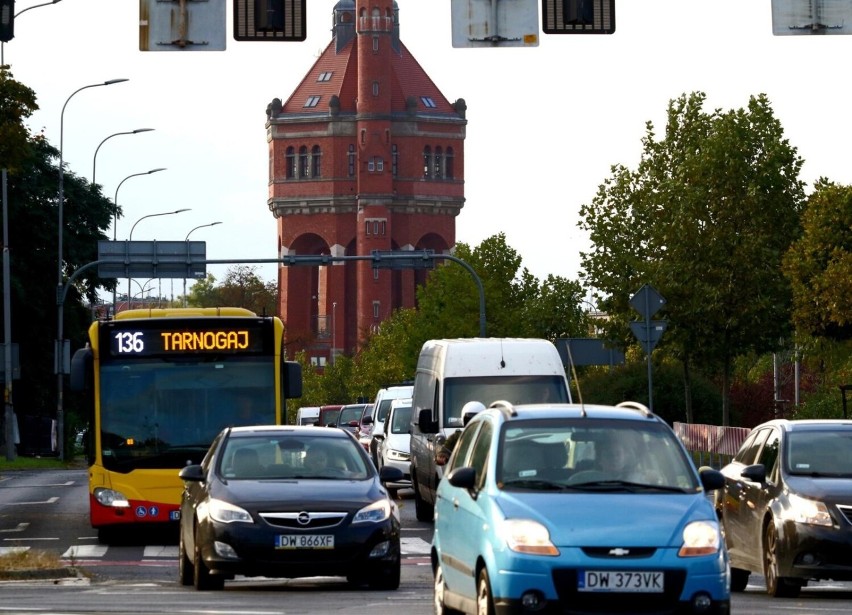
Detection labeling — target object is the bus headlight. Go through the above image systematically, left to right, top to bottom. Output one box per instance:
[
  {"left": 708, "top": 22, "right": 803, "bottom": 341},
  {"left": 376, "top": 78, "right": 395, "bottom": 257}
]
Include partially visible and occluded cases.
[{"left": 93, "top": 487, "right": 130, "bottom": 508}]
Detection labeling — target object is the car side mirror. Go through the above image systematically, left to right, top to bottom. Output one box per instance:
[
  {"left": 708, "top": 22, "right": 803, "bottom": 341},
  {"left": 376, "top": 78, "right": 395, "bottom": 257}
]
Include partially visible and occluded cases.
[
  {"left": 417, "top": 408, "right": 438, "bottom": 434},
  {"left": 741, "top": 463, "right": 766, "bottom": 483},
  {"left": 178, "top": 464, "right": 205, "bottom": 482},
  {"left": 447, "top": 466, "right": 476, "bottom": 490},
  {"left": 698, "top": 466, "right": 725, "bottom": 491}
]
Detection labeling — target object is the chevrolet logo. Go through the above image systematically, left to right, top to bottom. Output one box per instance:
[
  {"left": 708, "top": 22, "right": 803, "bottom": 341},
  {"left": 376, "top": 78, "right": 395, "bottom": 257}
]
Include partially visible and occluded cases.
[{"left": 609, "top": 548, "right": 631, "bottom": 557}]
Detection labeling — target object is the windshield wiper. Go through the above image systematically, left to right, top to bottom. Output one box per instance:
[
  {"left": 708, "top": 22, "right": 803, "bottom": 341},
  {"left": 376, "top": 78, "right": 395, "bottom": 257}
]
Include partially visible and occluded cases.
[
  {"left": 501, "top": 478, "right": 576, "bottom": 491},
  {"left": 568, "top": 479, "right": 688, "bottom": 493}
]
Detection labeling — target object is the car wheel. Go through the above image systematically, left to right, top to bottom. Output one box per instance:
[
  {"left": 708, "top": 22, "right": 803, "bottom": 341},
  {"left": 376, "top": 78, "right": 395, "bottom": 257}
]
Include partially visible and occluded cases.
[
  {"left": 412, "top": 472, "right": 435, "bottom": 522},
  {"left": 763, "top": 523, "right": 800, "bottom": 598},
  {"left": 178, "top": 530, "right": 194, "bottom": 586},
  {"left": 193, "top": 532, "right": 224, "bottom": 591},
  {"left": 368, "top": 560, "right": 401, "bottom": 590},
  {"left": 434, "top": 560, "right": 463, "bottom": 615},
  {"left": 730, "top": 567, "right": 749, "bottom": 593},
  {"left": 476, "top": 568, "right": 494, "bottom": 615}
]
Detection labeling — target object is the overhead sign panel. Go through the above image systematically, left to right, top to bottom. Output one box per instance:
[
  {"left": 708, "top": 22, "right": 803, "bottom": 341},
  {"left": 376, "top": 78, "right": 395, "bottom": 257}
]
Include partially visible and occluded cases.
[
  {"left": 139, "top": 0, "right": 227, "bottom": 51},
  {"left": 233, "top": 0, "right": 306, "bottom": 41},
  {"left": 451, "top": 0, "right": 539, "bottom": 48},
  {"left": 542, "top": 0, "right": 615, "bottom": 35},
  {"left": 771, "top": 0, "right": 852, "bottom": 35},
  {"left": 97, "top": 240, "right": 207, "bottom": 279}
]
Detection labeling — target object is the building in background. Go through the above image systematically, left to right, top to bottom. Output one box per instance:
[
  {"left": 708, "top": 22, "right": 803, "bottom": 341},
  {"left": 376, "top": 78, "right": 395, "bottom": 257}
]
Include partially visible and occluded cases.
[{"left": 266, "top": 0, "right": 466, "bottom": 365}]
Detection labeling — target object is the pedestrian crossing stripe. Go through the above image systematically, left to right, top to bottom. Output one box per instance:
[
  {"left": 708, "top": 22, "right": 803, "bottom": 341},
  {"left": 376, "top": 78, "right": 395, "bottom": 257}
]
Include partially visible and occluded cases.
[{"left": 49, "top": 537, "right": 432, "bottom": 560}]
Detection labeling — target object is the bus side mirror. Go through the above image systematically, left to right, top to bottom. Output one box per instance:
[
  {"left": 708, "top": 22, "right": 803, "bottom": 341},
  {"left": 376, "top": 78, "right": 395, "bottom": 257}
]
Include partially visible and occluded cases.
[
  {"left": 70, "top": 347, "right": 93, "bottom": 392},
  {"left": 283, "top": 360, "right": 302, "bottom": 398}
]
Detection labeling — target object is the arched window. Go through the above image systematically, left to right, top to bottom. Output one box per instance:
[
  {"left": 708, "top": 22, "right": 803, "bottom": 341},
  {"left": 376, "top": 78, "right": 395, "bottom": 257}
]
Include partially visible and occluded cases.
[
  {"left": 348, "top": 144, "right": 356, "bottom": 177},
  {"left": 311, "top": 145, "right": 321, "bottom": 177},
  {"left": 286, "top": 146, "right": 296, "bottom": 179},
  {"left": 299, "top": 146, "right": 309, "bottom": 178},
  {"left": 423, "top": 146, "right": 432, "bottom": 179},
  {"left": 434, "top": 146, "right": 443, "bottom": 179},
  {"left": 445, "top": 147, "right": 454, "bottom": 179}
]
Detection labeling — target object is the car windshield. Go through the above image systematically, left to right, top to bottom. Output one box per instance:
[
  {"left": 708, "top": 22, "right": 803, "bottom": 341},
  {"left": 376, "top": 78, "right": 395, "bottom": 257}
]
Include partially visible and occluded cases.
[
  {"left": 443, "top": 376, "right": 568, "bottom": 428},
  {"left": 338, "top": 406, "right": 364, "bottom": 425},
  {"left": 390, "top": 406, "right": 413, "bottom": 434},
  {"left": 498, "top": 419, "right": 700, "bottom": 492},
  {"left": 786, "top": 429, "right": 852, "bottom": 477},
  {"left": 219, "top": 434, "right": 370, "bottom": 480}
]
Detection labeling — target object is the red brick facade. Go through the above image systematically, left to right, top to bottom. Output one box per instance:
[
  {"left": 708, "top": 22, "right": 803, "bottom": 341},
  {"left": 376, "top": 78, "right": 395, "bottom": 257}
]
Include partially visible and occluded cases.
[{"left": 266, "top": 1, "right": 466, "bottom": 363}]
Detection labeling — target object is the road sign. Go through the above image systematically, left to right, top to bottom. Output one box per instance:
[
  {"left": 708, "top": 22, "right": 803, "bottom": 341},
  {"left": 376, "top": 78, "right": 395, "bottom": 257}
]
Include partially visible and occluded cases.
[
  {"left": 139, "top": 0, "right": 227, "bottom": 51},
  {"left": 233, "top": 0, "right": 306, "bottom": 42},
  {"left": 451, "top": 0, "right": 539, "bottom": 48},
  {"left": 542, "top": 0, "right": 615, "bottom": 35},
  {"left": 771, "top": 0, "right": 852, "bottom": 36},
  {"left": 97, "top": 240, "right": 207, "bottom": 279},
  {"left": 629, "top": 284, "right": 666, "bottom": 321},
  {"left": 630, "top": 321, "right": 668, "bottom": 354},
  {"left": 556, "top": 338, "right": 624, "bottom": 367}
]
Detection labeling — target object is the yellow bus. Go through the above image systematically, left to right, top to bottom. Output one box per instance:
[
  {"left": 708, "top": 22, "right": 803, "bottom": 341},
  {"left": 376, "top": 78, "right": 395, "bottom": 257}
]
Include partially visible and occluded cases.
[{"left": 71, "top": 307, "right": 302, "bottom": 542}]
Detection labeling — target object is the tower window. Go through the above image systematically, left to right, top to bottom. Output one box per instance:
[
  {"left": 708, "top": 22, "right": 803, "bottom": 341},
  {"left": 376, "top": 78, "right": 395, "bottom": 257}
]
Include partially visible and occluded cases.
[
  {"left": 373, "top": 36, "right": 379, "bottom": 52},
  {"left": 317, "top": 72, "right": 333, "bottom": 82},
  {"left": 372, "top": 81, "right": 379, "bottom": 96},
  {"left": 304, "top": 95, "right": 321, "bottom": 108},
  {"left": 421, "top": 96, "right": 436, "bottom": 108},
  {"left": 348, "top": 144, "right": 356, "bottom": 177},
  {"left": 392, "top": 144, "right": 398, "bottom": 177},
  {"left": 311, "top": 145, "right": 322, "bottom": 177},
  {"left": 286, "top": 146, "right": 296, "bottom": 179},
  {"left": 299, "top": 146, "right": 309, "bottom": 178},
  {"left": 423, "top": 146, "right": 432, "bottom": 178},
  {"left": 434, "top": 146, "right": 443, "bottom": 179},
  {"left": 446, "top": 147, "right": 455, "bottom": 179},
  {"left": 367, "top": 156, "right": 384, "bottom": 173},
  {"left": 373, "top": 301, "right": 380, "bottom": 319}
]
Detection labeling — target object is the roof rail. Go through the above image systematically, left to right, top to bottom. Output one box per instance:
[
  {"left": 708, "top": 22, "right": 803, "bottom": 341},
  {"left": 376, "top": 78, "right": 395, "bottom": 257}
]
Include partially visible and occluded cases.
[
  {"left": 489, "top": 400, "right": 517, "bottom": 418},
  {"left": 615, "top": 401, "right": 653, "bottom": 417}
]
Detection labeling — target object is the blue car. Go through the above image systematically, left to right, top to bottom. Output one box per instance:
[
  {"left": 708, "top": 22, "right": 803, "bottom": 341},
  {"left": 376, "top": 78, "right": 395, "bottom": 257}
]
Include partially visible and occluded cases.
[{"left": 432, "top": 401, "right": 730, "bottom": 615}]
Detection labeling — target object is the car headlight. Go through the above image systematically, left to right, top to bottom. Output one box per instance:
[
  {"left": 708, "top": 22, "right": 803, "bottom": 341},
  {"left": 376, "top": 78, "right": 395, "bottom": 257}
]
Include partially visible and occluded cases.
[
  {"left": 387, "top": 449, "right": 410, "bottom": 461},
  {"left": 93, "top": 487, "right": 130, "bottom": 508},
  {"left": 783, "top": 493, "right": 833, "bottom": 527},
  {"left": 207, "top": 498, "right": 253, "bottom": 524},
  {"left": 353, "top": 499, "right": 392, "bottom": 524},
  {"left": 501, "top": 519, "right": 559, "bottom": 556},
  {"left": 679, "top": 520, "right": 721, "bottom": 557}
]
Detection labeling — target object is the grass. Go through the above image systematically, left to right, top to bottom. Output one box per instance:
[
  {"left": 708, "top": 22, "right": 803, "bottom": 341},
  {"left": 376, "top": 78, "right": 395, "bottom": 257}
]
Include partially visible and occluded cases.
[
  {"left": 0, "top": 454, "right": 85, "bottom": 472},
  {"left": 0, "top": 549, "right": 68, "bottom": 579}
]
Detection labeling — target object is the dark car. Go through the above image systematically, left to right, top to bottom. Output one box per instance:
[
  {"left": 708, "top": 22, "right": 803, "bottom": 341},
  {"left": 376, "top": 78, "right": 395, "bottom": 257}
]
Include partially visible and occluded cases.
[
  {"left": 338, "top": 403, "right": 370, "bottom": 435},
  {"left": 317, "top": 404, "right": 343, "bottom": 427},
  {"left": 715, "top": 418, "right": 852, "bottom": 597},
  {"left": 178, "top": 425, "right": 404, "bottom": 590}
]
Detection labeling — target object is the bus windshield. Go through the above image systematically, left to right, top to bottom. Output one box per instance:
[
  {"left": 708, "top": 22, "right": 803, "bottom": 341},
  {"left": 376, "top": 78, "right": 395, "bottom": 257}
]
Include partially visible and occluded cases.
[{"left": 99, "top": 356, "right": 275, "bottom": 472}]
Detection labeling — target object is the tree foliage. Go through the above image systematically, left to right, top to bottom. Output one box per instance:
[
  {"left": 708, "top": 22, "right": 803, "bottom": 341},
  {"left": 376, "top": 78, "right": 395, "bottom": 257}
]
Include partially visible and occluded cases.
[
  {"left": 579, "top": 92, "right": 806, "bottom": 424},
  {"left": 783, "top": 179, "right": 852, "bottom": 340},
  {"left": 186, "top": 266, "right": 278, "bottom": 316}
]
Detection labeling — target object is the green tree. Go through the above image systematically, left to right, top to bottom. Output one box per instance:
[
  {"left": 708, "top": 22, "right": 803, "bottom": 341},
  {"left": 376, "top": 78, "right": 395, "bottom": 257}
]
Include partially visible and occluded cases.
[
  {"left": 579, "top": 92, "right": 805, "bottom": 425},
  {"left": 782, "top": 179, "right": 852, "bottom": 340},
  {"left": 217, "top": 265, "right": 278, "bottom": 316},
  {"left": 186, "top": 273, "right": 219, "bottom": 307}
]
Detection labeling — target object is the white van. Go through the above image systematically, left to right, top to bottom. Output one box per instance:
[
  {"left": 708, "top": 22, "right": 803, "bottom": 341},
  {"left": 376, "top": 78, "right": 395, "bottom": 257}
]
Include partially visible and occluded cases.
[
  {"left": 409, "top": 338, "right": 571, "bottom": 521},
  {"left": 367, "top": 384, "right": 413, "bottom": 466},
  {"left": 294, "top": 406, "right": 320, "bottom": 426}
]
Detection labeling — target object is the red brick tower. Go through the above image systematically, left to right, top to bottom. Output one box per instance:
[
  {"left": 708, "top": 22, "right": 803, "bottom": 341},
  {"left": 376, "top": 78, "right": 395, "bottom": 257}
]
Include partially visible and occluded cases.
[{"left": 266, "top": 0, "right": 466, "bottom": 364}]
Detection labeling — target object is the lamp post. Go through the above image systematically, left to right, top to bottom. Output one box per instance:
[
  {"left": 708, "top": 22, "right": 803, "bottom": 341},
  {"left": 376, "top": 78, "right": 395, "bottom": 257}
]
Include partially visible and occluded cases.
[
  {"left": 56, "top": 77, "right": 128, "bottom": 462},
  {"left": 92, "top": 128, "right": 155, "bottom": 188},
  {"left": 111, "top": 168, "right": 167, "bottom": 309},
  {"left": 126, "top": 208, "right": 190, "bottom": 303},
  {"left": 183, "top": 222, "right": 222, "bottom": 307},
  {"left": 332, "top": 301, "right": 337, "bottom": 365}
]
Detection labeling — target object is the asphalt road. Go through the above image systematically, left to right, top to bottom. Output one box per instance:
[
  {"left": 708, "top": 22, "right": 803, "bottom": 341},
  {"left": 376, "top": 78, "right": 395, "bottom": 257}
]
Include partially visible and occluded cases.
[{"left": 2, "top": 467, "right": 852, "bottom": 614}]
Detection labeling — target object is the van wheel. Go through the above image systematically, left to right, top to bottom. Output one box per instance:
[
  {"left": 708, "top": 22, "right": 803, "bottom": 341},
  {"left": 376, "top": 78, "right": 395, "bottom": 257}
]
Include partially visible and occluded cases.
[{"left": 412, "top": 473, "right": 434, "bottom": 522}]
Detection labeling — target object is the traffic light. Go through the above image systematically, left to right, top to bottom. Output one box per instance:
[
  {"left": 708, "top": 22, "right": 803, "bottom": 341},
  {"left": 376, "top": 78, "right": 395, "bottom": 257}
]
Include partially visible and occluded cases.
[
  {"left": 0, "top": 0, "right": 14, "bottom": 44},
  {"left": 233, "top": 0, "right": 306, "bottom": 42},
  {"left": 542, "top": 0, "right": 616, "bottom": 35}
]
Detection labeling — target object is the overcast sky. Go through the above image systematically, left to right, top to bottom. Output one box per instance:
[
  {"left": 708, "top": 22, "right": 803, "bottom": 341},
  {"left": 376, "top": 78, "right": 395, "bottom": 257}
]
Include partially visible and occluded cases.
[{"left": 5, "top": 1, "right": 850, "bottom": 301}]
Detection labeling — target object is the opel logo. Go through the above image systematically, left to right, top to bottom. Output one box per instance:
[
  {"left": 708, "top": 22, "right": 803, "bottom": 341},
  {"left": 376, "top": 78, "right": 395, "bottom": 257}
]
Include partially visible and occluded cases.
[
  {"left": 297, "top": 512, "right": 311, "bottom": 525},
  {"left": 609, "top": 548, "right": 630, "bottom": 557}
]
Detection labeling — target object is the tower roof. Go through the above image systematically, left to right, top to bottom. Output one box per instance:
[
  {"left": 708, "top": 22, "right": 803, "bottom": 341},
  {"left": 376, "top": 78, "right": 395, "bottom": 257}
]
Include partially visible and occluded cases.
[{"left": 273, "top": 21, "right": 462, "bottom": 120}]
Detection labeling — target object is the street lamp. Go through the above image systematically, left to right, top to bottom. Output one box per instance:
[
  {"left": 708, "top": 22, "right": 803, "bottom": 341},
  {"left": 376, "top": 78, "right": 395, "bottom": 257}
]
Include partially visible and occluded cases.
[
  {"left": 56, "top": 76, "right": 128, "bottom": 462},
  {"left": 92, "top": 128, "right": 155, "bottom": 188},
  {"left": 110, "top": 168, "right": 166, "bottom": 308},
  {"left": 126, "top": 208, "right": 190, "bottom": 302},
  {"left": 183, "top": 221, "right": 222, "bottom": 306},
  {"left": 332, "top": 301, "right": 337, "bottom": 365}
]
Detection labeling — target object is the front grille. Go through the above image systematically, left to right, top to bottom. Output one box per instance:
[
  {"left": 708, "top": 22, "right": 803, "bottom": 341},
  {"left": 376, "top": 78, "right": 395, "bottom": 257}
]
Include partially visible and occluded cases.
[
  {"left": 837, "top": 505, "right": 852, "bottom": 525},
  {"left": 259, "top": 511, "right": 346, "bottom": 529},
  {"left": 582, "top": 547, "right": 657, "bottom": 559},
  {"left": 552, "top": 569, "right": 687, "bottom": 614}
]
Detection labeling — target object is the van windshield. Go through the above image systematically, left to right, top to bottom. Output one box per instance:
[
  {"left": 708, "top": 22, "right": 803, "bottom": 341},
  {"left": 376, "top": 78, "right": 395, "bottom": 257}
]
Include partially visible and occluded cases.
[{"left": 443, "top": 375, "right": 569, "bottom": 427}]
